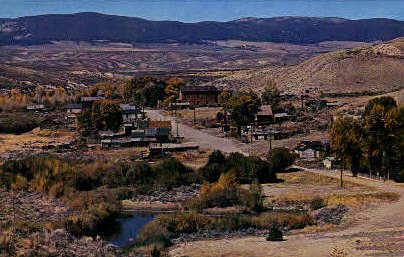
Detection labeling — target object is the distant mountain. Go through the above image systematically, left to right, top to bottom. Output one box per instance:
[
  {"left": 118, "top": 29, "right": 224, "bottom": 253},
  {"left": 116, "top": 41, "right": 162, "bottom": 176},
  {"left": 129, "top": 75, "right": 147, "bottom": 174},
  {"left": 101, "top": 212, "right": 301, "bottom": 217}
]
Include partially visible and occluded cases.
[{"left": 0, "top": 12, "right": 403, "bottom": 45}]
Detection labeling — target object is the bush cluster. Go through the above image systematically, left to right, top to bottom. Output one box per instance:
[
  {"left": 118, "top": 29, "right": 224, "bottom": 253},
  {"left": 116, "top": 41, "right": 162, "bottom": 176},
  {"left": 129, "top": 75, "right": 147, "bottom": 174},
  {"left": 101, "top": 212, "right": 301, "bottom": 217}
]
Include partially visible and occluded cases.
[
  {"left": 0, "top": 112, "right": 38, "bottom": 134},
  {"left": 199, "top": 151, "right": 277, "bottom": 184},
  {"left": 136, "top": 210, "right": 312, "bottom": 247}
]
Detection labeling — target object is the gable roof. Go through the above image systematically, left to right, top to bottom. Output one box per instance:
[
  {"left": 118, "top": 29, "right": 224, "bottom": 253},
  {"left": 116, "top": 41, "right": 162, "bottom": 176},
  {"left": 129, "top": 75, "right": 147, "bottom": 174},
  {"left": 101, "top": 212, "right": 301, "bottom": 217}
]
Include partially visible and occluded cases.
[
  {"left": 180, "top": 86, "right": 218, "bottom": 93},
  {"left": 80, "top": 96, "right": 105, "bottom": 102},
  {"left": 65, "top": 103, "right": 82, "bottom": 109},
  {"left": 257, "top": 105, "right": 273, "bottom": 116},
  {"left": 148, "top": 120, "right": 172, "bottom": 129}
]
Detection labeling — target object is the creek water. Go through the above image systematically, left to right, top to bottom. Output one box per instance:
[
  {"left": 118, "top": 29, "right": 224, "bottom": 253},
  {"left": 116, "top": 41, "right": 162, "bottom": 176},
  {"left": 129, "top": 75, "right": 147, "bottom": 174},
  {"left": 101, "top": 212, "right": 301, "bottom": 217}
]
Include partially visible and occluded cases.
[{"left": 107, "top": 213, "right": 155, "bottom": 247}]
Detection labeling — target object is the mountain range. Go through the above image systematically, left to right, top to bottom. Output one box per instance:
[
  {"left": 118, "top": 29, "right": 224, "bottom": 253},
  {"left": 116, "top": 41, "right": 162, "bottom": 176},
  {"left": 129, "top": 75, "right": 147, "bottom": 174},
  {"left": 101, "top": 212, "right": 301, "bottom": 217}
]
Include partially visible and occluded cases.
[{"left": 0, "top": 12, "right": 404, "bottom": 45}]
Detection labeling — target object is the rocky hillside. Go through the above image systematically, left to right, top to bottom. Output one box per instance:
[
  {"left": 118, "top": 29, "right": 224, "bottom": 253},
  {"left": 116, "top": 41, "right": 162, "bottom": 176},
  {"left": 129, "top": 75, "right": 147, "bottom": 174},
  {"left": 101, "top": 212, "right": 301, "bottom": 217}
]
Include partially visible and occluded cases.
[
  {"left": 0, "top": 12, "right": 403, "bottom": 45},
  {"left": 211, "top": 38, "right": 404, "bottom": 94}
]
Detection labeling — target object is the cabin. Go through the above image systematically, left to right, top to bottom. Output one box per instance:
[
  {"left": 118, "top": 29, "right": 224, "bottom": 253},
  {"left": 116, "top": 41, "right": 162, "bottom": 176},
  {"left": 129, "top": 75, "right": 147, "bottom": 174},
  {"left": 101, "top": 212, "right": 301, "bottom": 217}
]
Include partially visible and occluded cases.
[
  {"left": 179, "top": 86, "right": 219, "bottom": 107},
  {"left": 80, "top": 96, "right": 105, "bottom": 109},
  {"left": 65, "top": 103, "right": 83, "bottom": 114},
  {"left": 26, "top": 104, "right": 46, "bottom": 112},
  {"left": 120, "top": 104, "right": 139, "bottom": 122},
  {"left": 255, "top": 105, "right": 273, "bottom": 124},
  {"left": 274, "top": 112, "right": 295, "bottom": 123},
  {"left": 148, "top": 120, "right": 172, "bottom": 141},
  {"left": 294, "top": 140, "right": 330, "bottom": 160},
  {"left": 323, "top": 156, "right": 339, "bottom": 169}
]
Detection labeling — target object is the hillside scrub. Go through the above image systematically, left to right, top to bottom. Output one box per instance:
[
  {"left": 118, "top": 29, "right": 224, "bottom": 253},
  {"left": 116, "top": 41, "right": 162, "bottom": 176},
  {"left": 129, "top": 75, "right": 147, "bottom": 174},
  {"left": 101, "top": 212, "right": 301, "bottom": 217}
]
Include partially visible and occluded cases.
[{"left": 0, "top": 112, "right": 38, "bottom": 134}]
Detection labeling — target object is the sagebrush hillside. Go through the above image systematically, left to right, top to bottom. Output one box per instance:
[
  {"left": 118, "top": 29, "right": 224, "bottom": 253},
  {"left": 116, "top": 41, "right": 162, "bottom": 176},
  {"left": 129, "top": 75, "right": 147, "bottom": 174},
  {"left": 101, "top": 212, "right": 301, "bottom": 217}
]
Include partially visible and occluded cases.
[{"left": 211, "top": 38, "right": 404, "bottom": 94}]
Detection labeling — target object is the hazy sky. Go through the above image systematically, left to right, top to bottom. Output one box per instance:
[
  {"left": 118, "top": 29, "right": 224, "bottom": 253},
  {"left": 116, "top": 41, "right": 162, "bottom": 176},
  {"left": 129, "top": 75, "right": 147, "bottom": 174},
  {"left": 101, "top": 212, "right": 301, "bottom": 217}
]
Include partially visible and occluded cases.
[{"left": 0, "top": 0, "right": 403, "bottom": 21}]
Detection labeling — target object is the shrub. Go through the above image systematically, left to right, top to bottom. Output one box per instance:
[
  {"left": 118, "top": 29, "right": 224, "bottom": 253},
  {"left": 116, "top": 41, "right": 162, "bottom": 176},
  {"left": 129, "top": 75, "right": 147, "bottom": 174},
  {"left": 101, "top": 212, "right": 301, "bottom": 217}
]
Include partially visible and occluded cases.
[
  {"left": 0, "top": 113, "right": 38, "bottom": 134},
  {"left": 267, "top": 147, "right": 296, "bottom": 173},
  {"left": 66, "top": 192, "right": 120, "bottom": 237},
  {"left": 309, "top": 196, "right": 326, "bottom": 210},
  {"left": 136, "top": 221, "right": 171, "bottom": 247},
  {"left": 266, "top": 223, "right": 283, "bottom": 241}
]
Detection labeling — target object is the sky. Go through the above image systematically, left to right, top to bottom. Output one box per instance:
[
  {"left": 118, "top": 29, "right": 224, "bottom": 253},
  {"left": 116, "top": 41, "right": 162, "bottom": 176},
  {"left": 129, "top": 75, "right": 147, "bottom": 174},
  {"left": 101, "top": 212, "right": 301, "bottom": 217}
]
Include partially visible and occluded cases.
[{"left": 0, "top": 0, "right": 403, "bottom": 21}]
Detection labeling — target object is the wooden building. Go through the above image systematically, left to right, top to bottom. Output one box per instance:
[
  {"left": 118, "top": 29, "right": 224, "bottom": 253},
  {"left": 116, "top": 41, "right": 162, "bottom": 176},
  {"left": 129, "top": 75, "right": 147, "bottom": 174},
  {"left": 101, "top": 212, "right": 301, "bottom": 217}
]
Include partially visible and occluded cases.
[{"left": 179, "top": 86, "right": 219, "bottom": 107}]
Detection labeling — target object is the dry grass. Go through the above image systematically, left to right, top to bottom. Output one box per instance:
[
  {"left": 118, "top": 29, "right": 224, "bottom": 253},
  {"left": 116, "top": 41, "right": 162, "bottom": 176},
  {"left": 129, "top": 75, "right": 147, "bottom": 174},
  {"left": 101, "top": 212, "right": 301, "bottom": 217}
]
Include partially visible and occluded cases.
[
  {"left": 176, "top": 107, "right": 222, "bottom": 121},
  {"left": 0, "top": 131, "right": 75, "bottom": 154},
  {"left": 171, "top": 150, "right": 210, "bottom": 169},
  {"left": 261, "top": 171, "right": 398, "bottom": 211},
  {"left": 326, "top": 192, "right": 400, "bottom": 208}
]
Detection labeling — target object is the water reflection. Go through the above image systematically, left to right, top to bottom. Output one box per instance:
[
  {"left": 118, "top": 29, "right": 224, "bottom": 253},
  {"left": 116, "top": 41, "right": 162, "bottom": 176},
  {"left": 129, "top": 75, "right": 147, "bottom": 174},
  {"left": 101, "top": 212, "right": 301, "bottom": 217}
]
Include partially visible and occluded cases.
[{"left": 107, "top": 213, "right": 155, "bottom": 247}]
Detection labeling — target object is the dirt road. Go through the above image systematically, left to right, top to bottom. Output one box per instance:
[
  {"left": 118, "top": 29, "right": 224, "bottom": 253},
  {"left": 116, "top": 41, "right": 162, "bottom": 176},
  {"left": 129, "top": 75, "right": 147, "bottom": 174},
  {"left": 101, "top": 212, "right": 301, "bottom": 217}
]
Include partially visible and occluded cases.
[
  {"left": 146, "top": 109, "right": 249, "bottom": 155},
  {"left": 170, "top": 168, "right": 404, "bottom": 257}
]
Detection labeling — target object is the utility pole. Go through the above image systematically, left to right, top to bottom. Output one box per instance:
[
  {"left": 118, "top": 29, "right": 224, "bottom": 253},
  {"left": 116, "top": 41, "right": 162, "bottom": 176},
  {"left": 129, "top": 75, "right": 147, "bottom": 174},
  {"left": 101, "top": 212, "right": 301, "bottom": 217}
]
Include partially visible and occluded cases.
[
  {"left": 193, "top": 107, "right": 196, "bottom": 124},
  {"left": 269, "top": 128, "right": 272, "bottom": 151},
  {"left": 340, "top": 156, "right": 344, "bottom": 188}
]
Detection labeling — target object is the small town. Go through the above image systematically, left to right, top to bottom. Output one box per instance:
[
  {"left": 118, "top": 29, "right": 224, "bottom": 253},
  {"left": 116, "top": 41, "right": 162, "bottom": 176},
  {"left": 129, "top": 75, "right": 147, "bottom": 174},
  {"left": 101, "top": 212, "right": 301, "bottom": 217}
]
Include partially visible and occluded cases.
[{"left": 0, "top": 1, "right": 403, "bottom": 257}]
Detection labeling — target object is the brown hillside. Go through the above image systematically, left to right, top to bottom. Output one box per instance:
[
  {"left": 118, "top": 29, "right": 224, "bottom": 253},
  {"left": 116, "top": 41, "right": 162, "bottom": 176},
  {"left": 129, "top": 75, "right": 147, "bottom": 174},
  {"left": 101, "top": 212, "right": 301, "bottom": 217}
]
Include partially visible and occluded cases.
[{"left": 212, "top": 38, "right": 404, "bottom": 94}]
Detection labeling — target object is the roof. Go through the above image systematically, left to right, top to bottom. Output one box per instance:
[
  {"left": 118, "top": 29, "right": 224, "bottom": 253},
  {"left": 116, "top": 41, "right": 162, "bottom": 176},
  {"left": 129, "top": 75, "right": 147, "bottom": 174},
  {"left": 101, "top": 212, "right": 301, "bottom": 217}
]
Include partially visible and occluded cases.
[
  {"left": 180, "top": 86, "right": 218, "bottom": 93},
  {"left": 80, "top": 96, "right": 105, "bottom": 102},
  {"left": 65, "top": 103, "right": 82, "bottom": 109},
  {"left": 27, "top": 104, "right": 46, "bottom": 110},
  {"left": 120, "top": 104, "right": 138, "bottom": 111},
  {"left": 257, "top": 105, "right": 273, "bottom": 116},
  {"left": 274, "top": 112, "right": 289, "bottom": 118},
  {"left": 148, "top": 120, "right": 172, "bottom": 129},
  {"left": 296, "top": 140, "right": 329, "bottom": 151}
]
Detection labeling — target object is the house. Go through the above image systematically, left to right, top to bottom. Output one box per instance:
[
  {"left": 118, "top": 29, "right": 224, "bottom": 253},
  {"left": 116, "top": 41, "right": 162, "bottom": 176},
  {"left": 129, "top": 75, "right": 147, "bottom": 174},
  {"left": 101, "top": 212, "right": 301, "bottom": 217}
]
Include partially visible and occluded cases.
[
  {"left": 178, "top": 86, "right": 219, "bottom": 107},
  {"left": 80, "top": 96, "right": 105, "bottom": 109},
  {"left": 65, "top": 103, "right": 83, "bottom": 114},
  {"left": 26, "top": 104, "right": 46, "bottom": 112},
  {"left": 120, "top": 104, "right": 139, "bottom": 122},
  {"left": 255, "top": 105, "right": 273, "bottom": 124},
  {"left": 274, "top": 112, "right": 294, "bottom": 123},
  {"left": 148, "top": 120, "right": 172, "bottom": 141},
  {"left": 101, "top": 139, "right": 121, "bottom": 149},
  {"left": 294, "top": 140, "right": 330, "bottom": 160},
  {"left": 323, "top": 156, "right": 339, "bottom": 169}
]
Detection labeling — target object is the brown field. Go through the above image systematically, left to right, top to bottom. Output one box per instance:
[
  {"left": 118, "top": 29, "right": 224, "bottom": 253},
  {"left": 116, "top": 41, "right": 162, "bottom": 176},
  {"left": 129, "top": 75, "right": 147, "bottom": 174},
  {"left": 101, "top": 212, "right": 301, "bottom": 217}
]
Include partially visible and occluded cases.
[
  {"left": 0, "top": 40, "right": 369, "bottom": 90},
  {"left": 0, "top": 130, "right": 76, "bottom": 157}
]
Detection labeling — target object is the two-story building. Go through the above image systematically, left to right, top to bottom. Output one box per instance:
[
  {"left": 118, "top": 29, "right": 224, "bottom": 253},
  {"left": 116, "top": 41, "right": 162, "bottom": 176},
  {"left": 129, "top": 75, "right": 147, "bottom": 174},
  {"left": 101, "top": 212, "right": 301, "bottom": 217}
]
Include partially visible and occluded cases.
[{"left": 178, "top": 86, "right": 219, "bottom": 107}]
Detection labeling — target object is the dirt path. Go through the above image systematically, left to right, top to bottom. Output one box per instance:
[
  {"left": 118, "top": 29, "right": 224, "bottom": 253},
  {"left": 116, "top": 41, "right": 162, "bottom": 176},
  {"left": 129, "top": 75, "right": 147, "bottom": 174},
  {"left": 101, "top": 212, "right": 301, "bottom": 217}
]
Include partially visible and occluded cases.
[
  {"left": 146, "top": 109, "right": 249, "bottom": 155},
  {"left": 170, "top": 168, "right": 404, "bottom": 257}
]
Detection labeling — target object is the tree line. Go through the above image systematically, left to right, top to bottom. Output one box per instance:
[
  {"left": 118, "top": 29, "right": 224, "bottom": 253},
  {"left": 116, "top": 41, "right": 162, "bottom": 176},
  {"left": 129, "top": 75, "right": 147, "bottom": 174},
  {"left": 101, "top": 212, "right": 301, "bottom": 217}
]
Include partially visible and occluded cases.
[{"left": 330, "top": 96, "right": 403, "bottom": 182}]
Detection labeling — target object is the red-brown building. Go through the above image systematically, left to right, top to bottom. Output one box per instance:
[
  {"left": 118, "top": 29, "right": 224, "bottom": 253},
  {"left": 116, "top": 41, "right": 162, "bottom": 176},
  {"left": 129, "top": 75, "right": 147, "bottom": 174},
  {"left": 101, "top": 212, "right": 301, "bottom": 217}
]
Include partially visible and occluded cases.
[{"left": 179, "top": 86, "right": 219, "bottom": 107}]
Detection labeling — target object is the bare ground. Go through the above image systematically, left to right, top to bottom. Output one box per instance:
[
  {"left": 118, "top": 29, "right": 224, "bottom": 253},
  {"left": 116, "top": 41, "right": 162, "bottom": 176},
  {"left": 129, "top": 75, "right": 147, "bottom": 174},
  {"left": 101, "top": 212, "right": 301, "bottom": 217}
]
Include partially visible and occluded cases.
[{"left": 169, "top": 168, "right": 404, "bottom": 257}]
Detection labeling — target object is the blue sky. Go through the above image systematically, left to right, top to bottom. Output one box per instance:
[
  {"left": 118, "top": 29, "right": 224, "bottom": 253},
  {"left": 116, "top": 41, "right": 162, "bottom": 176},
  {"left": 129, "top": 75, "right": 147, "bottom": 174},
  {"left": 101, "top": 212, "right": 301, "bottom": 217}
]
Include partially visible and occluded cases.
[{"left": 0, "top": 0, "right": 403, "bottom": 21}]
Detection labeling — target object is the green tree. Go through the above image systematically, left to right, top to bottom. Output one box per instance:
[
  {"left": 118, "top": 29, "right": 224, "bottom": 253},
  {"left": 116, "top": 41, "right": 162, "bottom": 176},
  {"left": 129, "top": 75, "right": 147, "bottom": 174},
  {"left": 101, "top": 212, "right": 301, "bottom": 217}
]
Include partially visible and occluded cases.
[
  {"left": 123, "top": 77, "right": 165, "bottom": 106},
  {"left": 162, "top": 77, "right": 185, "bottom": 107},
  {"left": 217, "top": 91, "right": 231, "bottom": 106},
  {"left": 224, "top": 91, "right": 261, "bottom": 135},
  {"left": 363, "top": 96, "right": 398, "bottom": 179},
  {"left": 91, "top": 100, "right": 122, "bottom": 131},
  {"left": 330, "top": 117, "right": 362, "bottom": 185},
  {"left": 267, "top": 147, "right": 295, "bottom": 172}
]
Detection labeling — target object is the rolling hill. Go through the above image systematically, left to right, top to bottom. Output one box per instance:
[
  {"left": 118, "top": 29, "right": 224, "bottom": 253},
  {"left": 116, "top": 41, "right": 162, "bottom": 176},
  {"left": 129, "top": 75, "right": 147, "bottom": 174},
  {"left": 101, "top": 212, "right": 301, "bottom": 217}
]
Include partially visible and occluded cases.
[
  {"left": 0, "top": 12, "right": 403, "bottom": 45},
  {"left": 209, "top": 38, "right": 404, "bottom": 94}
]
